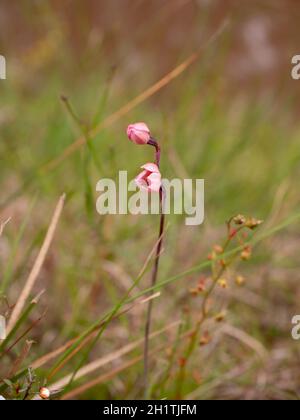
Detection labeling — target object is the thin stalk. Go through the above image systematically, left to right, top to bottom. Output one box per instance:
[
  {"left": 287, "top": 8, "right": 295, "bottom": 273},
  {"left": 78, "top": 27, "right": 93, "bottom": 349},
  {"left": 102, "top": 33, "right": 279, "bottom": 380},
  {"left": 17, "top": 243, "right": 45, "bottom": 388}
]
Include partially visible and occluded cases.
[
  {"left": 143, "top": 137, "right": 164, "bottom": 395},
  {"left": 148, "top": 137, "right": 161, "bottom": 165},
  {"left": 143, "top": 193, "right": 165, "bottom": 394}
]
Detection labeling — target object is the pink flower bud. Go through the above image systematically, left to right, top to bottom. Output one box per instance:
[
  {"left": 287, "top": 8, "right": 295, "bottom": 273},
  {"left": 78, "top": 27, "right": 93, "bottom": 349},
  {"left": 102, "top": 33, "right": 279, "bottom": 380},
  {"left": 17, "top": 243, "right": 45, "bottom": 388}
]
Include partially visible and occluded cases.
[
  {"left": 127, "top": 122, "right": 151, "bottom": 145},
  {"left": 135, "top": 163, "right": 161, "bottom": 192}
]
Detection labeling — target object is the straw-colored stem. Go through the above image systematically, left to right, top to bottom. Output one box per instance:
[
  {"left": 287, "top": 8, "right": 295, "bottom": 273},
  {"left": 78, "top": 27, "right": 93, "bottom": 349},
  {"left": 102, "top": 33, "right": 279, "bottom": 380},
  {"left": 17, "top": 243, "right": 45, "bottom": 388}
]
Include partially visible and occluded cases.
[{"left": 7, "top": 194, "right": 65, "bottom": 333}]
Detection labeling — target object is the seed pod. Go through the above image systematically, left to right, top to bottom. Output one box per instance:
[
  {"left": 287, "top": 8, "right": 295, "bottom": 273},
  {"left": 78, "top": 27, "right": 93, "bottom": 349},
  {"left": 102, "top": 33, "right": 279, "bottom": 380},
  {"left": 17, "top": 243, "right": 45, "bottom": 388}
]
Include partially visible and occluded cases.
[
  {"left": 233, "top": 214, "right": 246, "bottom": 225},
  {"left": 39, "top": 387, "right": 51, "bottom": 400}
]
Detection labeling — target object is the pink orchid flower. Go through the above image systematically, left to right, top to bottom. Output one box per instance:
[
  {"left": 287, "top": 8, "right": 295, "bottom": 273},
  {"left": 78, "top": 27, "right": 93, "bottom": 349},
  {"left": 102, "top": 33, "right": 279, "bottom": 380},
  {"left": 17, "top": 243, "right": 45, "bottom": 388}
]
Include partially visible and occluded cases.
[
  {"left": 127, "top": 122, "right": 151, "bottom": 145},
  {"left": 135, "top": 163, "right": 162, "bottom": 192}
]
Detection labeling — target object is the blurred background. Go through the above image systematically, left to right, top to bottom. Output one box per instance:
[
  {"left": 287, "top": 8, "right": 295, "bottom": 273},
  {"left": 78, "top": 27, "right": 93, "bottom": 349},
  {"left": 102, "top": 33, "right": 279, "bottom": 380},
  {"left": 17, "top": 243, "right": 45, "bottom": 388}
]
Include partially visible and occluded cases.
[{"left": 0, "top": 0, "right": 300, "bottom": 399}]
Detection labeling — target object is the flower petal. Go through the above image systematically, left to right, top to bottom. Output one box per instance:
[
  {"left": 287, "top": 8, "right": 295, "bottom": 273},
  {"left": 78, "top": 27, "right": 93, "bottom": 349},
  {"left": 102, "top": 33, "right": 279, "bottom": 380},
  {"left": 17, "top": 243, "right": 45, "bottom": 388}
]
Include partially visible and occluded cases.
[
  {"left": 141, "top": 163, "right": 160, "bottom": 173},
  {"left": 147, "top": 172, "right": 162, "bottom": 192}
]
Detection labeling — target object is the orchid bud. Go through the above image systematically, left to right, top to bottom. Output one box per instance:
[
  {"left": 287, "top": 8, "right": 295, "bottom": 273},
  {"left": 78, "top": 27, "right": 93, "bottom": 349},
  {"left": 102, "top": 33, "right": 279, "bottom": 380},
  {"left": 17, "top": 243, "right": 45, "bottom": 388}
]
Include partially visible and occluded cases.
[
  {"left": 126, "top": 122, "right": 151, "bottom": 145},
  {"left": 135, "top": 163, "right": 162, "bottom": 192}
]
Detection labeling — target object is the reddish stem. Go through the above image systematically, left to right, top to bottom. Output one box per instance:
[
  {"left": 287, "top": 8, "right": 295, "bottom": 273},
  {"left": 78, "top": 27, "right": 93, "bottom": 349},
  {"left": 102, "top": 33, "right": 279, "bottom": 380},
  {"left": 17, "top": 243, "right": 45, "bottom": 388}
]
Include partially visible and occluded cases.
[
  {"left": 143, "top": 137, "right": 164, "bottom": 395},
  {"left": 148, "top": 137, "right": 161, "bottom": 167}
]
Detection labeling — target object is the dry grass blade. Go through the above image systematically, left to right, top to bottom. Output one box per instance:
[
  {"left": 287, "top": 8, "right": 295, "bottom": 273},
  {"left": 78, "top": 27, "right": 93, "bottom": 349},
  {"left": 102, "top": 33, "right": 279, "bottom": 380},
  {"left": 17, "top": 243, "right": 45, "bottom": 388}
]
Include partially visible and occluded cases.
[
  {"left": 41, "top": 20, "right": 229, "bottom": 173},
  {"left": 7, "top": 194, "right": 65, "bottom": 333},
  {"left": 0, "top": 217, "right": 11, "bottom": 237},
  {"left": 30, "top": 293, "right": 160, "bottom": 374},
  {"left": 47, "top": 293, "right": 161, "bottom": 381},
  {"left": 36, "top": 320, "right": 181, "bottom": 398},
  {"left": 62, "top": 321, "right": 191, "bottom": 400},
  {"left": 47, "top": 332, "right": 97, "bottom": 380},
  {"left": 31, "top": 337, "right": 79, "bottom": 371},
  {"left": 61, "top": 355, "right": 143, "bottom": 400}
]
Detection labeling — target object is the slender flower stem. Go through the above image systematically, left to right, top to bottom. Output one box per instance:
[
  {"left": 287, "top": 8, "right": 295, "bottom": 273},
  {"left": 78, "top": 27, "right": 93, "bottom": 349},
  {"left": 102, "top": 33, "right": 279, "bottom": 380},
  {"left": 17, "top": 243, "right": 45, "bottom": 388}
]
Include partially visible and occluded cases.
[
  {"left": 143, "top": 137, "right": 164, "bottom": 395},
  {"left": 148, "top": 137, "right": 161, "bottom": 166},
  {"left": 143, "top": 193, "right": 164, "bottom": 393}
]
